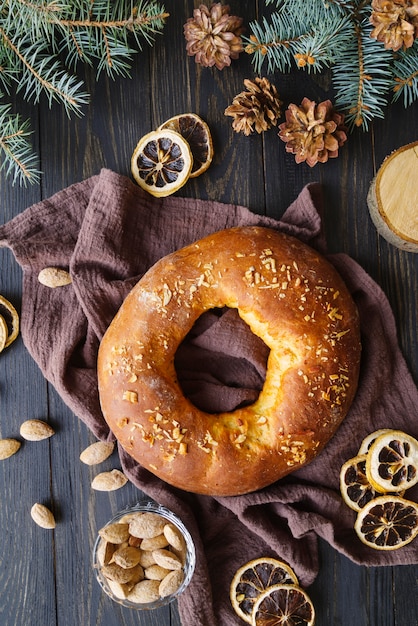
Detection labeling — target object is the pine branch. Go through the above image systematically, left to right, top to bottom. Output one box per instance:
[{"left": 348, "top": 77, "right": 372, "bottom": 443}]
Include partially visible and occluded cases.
[
  {"left": 0, "top": 0, "right": 168, "bottom": 185},
  {"left": 55, "top": 0, "right": 169, "bottom": 78},
  {"left": 246, "top": 1, "right": 418, "bottom": 132},
  {"left": 332, "top": 19, "right": 393, "bottom": 129},
  {"left": 0, "top": 27, "right": 89, "bottom": 114},
  {"left": 392, "top": 41, "right": 418, "bottom": 107},
  {"left": 0, "top": 99, "right": 40, "bottom": 185}
]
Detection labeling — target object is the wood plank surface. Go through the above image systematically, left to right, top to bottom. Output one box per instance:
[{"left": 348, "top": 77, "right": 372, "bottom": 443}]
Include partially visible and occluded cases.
[{"left": 0, "top": 1, "right": 417, "bottom": 625}]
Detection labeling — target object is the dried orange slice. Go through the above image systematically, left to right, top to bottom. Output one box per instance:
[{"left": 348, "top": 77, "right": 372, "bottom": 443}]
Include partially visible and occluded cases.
[
  {"left": 158, "top": 113, "right": 213, "bottom": 178},
  {"left": 131, "top": 129, "right": 193, "bottom": 197},
  {"left": 0, "top": 295, "right": 19, "bottom": 348},
  {"left": 0, "top": 314, "right": 7, "bottom": 353},
  {"left": 365, "top": 430, "right": 418, "bottom": 493},
  {"left": 340, "top": 454, "right": 380, "bottom": 512},
  {"left": 354, "top": 495, "right": 418, "bottom": 550},
  {"left": 230, "top": 557, "right": 298, "bottom": 624},
  {"left": 252, "top": 584, "right": 315, "bottom": 626}
]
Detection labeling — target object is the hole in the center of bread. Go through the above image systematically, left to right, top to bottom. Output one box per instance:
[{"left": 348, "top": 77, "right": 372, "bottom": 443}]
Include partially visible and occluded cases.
[{"left": 174, "top": 307, "right": 270, "bottom": 414}]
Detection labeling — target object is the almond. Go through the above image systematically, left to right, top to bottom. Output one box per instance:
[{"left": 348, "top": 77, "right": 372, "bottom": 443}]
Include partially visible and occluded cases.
[
  {"left": 38, "top": 267, "right": 72, "bottom": 288},
  {"left": 20, "top": 419, "right": 55, "bottom": 441},
  {"left": 0, "top": 438, "right": 21, "bottom": 460},
  {"left": 79, "top": 441, "right": 115, "bottom": 465},
  {"left": 91, "top": 469, "right": 127, "bottom": 491},
  {"left": 30, "top": 503, "right": 56, "bottom": 529},
  {"left": 129, "top": 512, "right": 167, "bottom": 539},
  {"left": 98, "top": 522, "right": 130, "bottom": 544},
  {"left": 164, "top": 523, "right": 185, "bottom": 552},
  {"left": 140, "top": 533, "right": 169, "bottom": 551},
  {"left": 112, "top": 546, "right": 143, "bottom": 569},
  {"left": 152, "top": 548, "right": 182, "bottom": 570},
  {"left": 101, "top": 562, "right": 138, "bottom": 584},
  {"left": 144, "top": 564, "right": 171, "bottom": 581},
  {"left": 159, "top": 569, "right": 184, "bottom": 598},
  {"left": 127, "top": 579, "right": 160, "bottom": 604}
]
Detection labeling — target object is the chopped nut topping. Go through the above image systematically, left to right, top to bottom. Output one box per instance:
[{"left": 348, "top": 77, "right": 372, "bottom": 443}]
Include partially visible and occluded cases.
[{"left": 123, "top": 390, "right": 138, "bottom": 403}]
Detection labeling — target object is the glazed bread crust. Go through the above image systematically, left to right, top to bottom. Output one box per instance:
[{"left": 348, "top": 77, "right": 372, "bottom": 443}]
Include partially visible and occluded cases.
[{"left": 98, "top": 226, "right": 361, "bottom": 496}]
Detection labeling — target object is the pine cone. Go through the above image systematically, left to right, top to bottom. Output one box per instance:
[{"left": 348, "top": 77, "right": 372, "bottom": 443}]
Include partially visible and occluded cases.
[
  {"left": 370, "top": 0, "right": 418, "bottom": 51},
  {"left": 184, "top": 3, "right": 244, "bottom": 70},
  {"left": 225, "top": 77, "right": 282, "bottom": 135},
  {"left": 278, "top": 98, "right": 347, "bottom": 168}
]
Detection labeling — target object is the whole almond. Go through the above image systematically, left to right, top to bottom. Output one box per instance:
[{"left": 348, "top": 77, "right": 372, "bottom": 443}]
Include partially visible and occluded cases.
[
  {"left": 38, "top": 267, "right": 72, "bottom": 288},
  {"left": 20, "top": 419, "right": 55, "bottom": 441},
  {"left": 0, "top": 438, "right": 21, "bottom": 460},
  {"left": 79, "top": 441, "right": 115, "bottom": 465},
  {"left": 91, "top": 469, "right": 127, "bottom": 491},
  {"left": 30, "top": 503, "right": 56, "bottom": 529},
  {"left": 129, "top": 512, "right": 166, "bottom": 539},
  {"left": 98, "top": 522, "right": 130, "bottom": 544},
  {"left": 164, "top": 523, "right": 185, "bottom": 552},
  {"left": 140, "top": 533, "right": 169, "bottom": 551},
  {"left": 96, "top": 539, "right": 116, "bottom": 566},
  {"left": 112, "top": 546, "right": 143, "bottom": 569},
  {"left": 138, "top": 549, "right": 158, "bottom": 569},
  {"left": 152, "top": 549, "right": 182, "bottom": 571},
  {"left": 101, "top": 562, "right": 137, "bottom": 584},
  {"left": 145, "top": 564, "right": 171, "bottom": 581},
  {"left": 159, "top": 569, "right": 185, "bottom": 598},
  {"left": 127, "top": 579, "right": 160, "bottom": 604},
  {"left": 106, "top": 580, "right": 130, "bottom": 600}
]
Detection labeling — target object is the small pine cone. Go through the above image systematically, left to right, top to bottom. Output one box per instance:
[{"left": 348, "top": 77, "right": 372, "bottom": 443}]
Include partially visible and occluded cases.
[
  {"left": 370, "top": 0, "right": 418, "bottom": 51},
  {"left": 184, "top": 3, "right": 244, "bottom": 70},
  {"left": 225, "top": 77, "right": 282, "bottom": 135},
  {"left": 278, "top": 98, "right": 347, "bottom": 168}
]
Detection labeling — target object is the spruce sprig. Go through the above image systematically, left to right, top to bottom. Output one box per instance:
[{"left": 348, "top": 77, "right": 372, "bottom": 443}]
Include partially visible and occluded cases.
[
  {"left": 0, "top": 0, "right": 168, "bottom": 185},
  {"left": 246, "top": 0, "right": 418, "bottom": 130},
  {"left": 0, "top": 100, "right": 40, "bottom": 186}
]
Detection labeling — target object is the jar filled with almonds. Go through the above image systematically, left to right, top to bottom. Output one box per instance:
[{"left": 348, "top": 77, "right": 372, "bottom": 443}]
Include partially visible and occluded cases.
[{"left": 92, "top": 500, "right": 195, "bottom": 609}]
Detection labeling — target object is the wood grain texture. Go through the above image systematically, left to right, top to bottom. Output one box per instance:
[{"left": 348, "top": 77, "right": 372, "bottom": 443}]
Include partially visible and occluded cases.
[{"left": 0, "top": 1, "right": 417, "bottom": 625}]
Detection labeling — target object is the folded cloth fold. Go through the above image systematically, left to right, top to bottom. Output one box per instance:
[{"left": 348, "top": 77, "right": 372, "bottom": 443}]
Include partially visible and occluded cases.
[{"left": 0, "top": 168, "right": 417, "bottom": 625}]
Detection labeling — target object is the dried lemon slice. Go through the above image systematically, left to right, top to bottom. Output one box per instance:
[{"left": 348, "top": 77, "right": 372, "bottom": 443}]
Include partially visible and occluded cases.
[
  {"left": 158, "top": 113, "right": 213, "bottom": 178},
  {"left": 131, "top": 129, "right": 193, "bottom": 197},
  {"left": 0, "top": 295, "right": 19, "bottom": 349},
  {"left": 0, "top": 314, "right": 7, "bottom": 353},
  {"left": 358, "top": 429, "right": 392, "bottom": 455},
  {"left": 365, "top": 429, "right": 418, "bottom": 493},
  {"left": 340, "top": 454, "right": 380, "bottom": 512},
  {"left": 354, "top": 495, "right": 418, "bottom": 550},
  {"left": 230, "top": 557, "right": 298, "bottom": 624},
  {"left": 252, "top": 584, "right": 315, "bottom": 626}
]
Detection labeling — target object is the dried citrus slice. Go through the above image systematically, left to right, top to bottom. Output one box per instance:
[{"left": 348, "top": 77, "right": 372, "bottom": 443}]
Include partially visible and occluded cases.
[
  {"left": 158, "top": 113, "right": 213, "bottom": 178},
  {"left": 131, "top": 129, "right": 193, "bottom": 197},
  {"left": 0, "top": 295, "right": 19, "bottom": 348},
  {"left": 0, "top": 314, "right": 7, "bottom": 353},
  {"left": 358, "top": 429, "right": 392, "bottom": 455},
  {"left": 365, "top": 430, "right": 418, "bottom": 493},
  {"left": 340, "top": 454, "right": 380, "bottom": 512},
  {"left": 354, "top": 495, "right": 418, "bottom": 550},
  {"left": 230, "top": 557, "right": 298, "bottom": 624},
  {"left": 252, "top": 584, "right": 315, "bottom": 626}
]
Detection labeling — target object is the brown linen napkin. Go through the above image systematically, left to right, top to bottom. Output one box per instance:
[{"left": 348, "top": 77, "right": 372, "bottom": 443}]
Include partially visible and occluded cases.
[{"left": 1, "top": 168, "right": 417, "bottom": 626}]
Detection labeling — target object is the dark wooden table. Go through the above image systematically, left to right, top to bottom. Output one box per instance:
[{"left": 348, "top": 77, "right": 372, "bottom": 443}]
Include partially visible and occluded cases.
[{"left": 0, "top": 2, "right": 417, "bottom": 625}]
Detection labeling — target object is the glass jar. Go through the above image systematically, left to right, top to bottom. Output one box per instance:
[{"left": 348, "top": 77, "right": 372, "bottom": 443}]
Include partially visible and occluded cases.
[{"left": 92, "top": 499, "right": 196, "bottom": 610}]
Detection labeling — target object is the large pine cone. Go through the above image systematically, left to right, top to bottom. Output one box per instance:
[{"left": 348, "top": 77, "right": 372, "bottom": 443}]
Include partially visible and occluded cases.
[
  {"left": 370, "top": 0, "right": 418, "bottom": 51},
  {"left": 184, "top": 3, "right": 244, "bottom": 70},
  {"left": 225, "top": 77, "right": 282, "bottom": 135},
  {"left": 278, "top": 98, "right": 347, "bottom": 167}
]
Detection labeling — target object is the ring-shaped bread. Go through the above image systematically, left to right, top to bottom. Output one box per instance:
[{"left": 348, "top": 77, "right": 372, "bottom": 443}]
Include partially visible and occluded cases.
[{"left": 98, "top": 226, "right": 361, "bottom": 496}]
